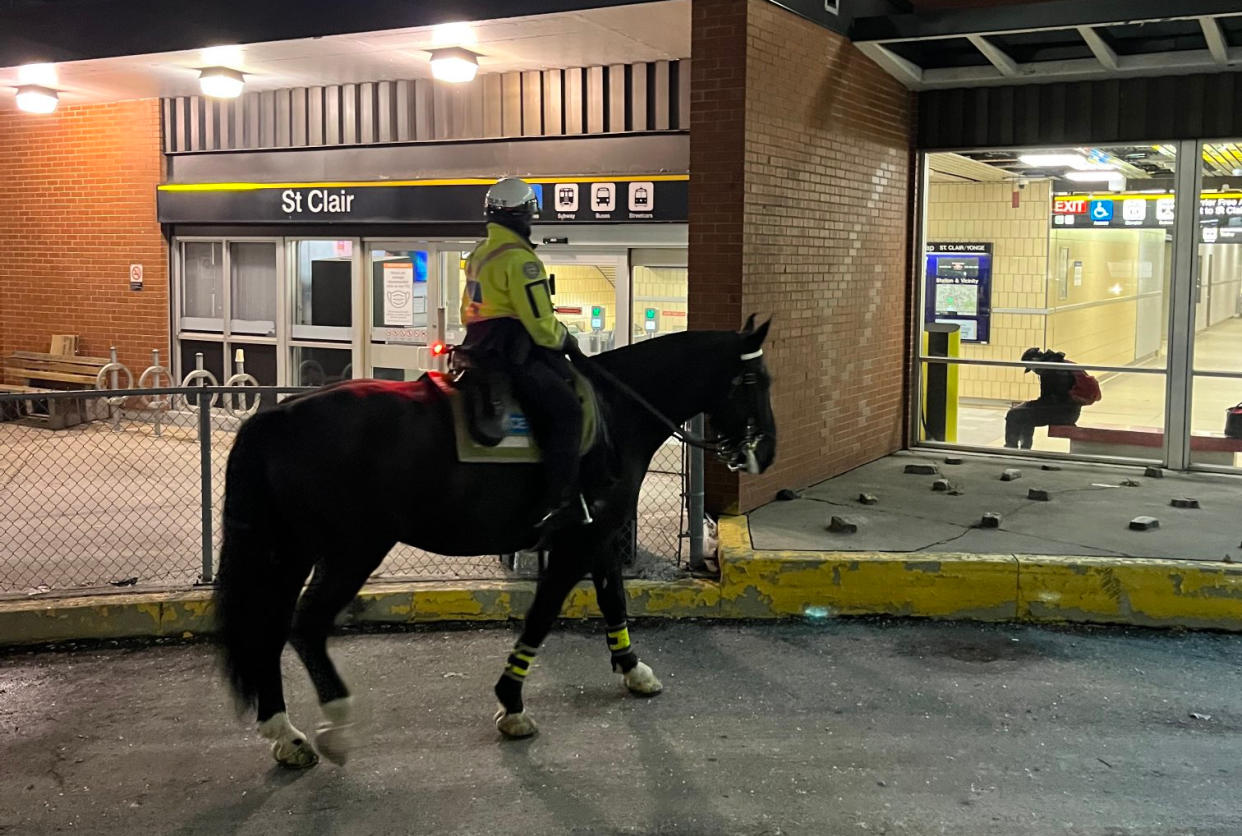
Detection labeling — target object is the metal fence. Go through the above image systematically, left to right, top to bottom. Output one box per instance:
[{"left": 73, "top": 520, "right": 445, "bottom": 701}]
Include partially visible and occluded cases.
[{"left": 0, "top": 385, "right": 701, "bottom": 597}]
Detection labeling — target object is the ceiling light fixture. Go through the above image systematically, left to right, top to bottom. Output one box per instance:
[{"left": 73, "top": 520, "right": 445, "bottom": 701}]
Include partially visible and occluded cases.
[
  {"left": 429, "top": 48, "right": 479, "bottom": 83},
  {"left": 17, "top": 63, "right": 58, "bottom": 87},
  {"left": 199, "top": 67, "right": 245, "bottom": 99},
  {"left": 16, "top": 85, "right": 59, "bottom": 114},
  {"left": 1020, "top": 153, "right": 1092, "bottom": 169}
]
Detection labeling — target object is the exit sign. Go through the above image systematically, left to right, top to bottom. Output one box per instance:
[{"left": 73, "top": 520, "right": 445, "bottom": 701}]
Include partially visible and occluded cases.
[{"left": 1054, "top": 199, "right": 1088, "bottom": 215}]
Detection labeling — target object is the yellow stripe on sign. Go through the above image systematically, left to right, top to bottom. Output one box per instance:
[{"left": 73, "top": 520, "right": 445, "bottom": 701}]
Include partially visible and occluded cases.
[{"left": 157, "top": 174, "right": 690, "bottom": 192}]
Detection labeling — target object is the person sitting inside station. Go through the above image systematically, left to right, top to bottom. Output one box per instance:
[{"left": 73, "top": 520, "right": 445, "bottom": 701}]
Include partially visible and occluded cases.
[
  {"left": 460, "top": 177, "right": 588, "bottom": 536},
  {"left": 1004, "top": 346, "right": 1095, "bottom": 449}
]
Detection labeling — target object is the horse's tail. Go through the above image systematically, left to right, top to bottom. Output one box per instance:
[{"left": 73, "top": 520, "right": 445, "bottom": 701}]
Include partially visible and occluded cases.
[{"left": 213, "top": 409, "right": 290, "bottom": 712}]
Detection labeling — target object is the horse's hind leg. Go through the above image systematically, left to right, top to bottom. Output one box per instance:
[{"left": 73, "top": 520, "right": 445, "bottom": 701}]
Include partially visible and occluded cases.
[
  {"left": 289, "top": 545, "right": 387, "bottom": 765},
  {"left": 494, "top": 546, "right": 588, "bottom": 739},
  {"left": 591, "top": 551, "right": 662, "bottom": 697},
  {"left": 256, "top": 557, "right": 319, "bottom": 769}
]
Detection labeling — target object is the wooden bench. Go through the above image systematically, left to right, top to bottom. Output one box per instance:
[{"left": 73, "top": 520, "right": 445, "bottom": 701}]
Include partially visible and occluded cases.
[
  {"left": 2, "top": 350, "right": 111, "bottom": 430},
  {"left": 1048, "top": 424, "right": 1242, "bottom": 465}
]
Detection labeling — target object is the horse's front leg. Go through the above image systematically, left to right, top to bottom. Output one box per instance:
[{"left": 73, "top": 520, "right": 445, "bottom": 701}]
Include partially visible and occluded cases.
[
  {"left": 494, "top": 548, "right": 587, "bottom": 739},
  {"left": 592, "top": 550, "right": 662, "bottom": 697}
]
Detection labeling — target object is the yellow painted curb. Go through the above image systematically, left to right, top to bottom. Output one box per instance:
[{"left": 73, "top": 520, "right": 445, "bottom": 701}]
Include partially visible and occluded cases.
[
  {"left": 719, "top": 516, "right": 1242, "bottom": 630},
  {"left": 4, "top": 517, "right": 1241, "bottom": 647},
  {"left": 0, "top": 578, "right": 720, "bottom": 648}
]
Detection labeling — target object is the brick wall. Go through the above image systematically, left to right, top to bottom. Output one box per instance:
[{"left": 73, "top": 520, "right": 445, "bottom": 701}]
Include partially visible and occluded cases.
[
  {"left": 690, "top": 0, "right": 915, "bottom": 513},
  {"left": 0, "top": 99, "right": 167, "bottom": 374}
]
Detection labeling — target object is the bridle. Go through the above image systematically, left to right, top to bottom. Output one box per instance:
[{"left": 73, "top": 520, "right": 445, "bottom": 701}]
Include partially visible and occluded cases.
[{"left": 584, "top": 348, "right": 770, "bottom": 474}]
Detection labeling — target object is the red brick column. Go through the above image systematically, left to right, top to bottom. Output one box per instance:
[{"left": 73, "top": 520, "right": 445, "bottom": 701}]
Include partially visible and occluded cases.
[
  {"left": 689, "top": 0, "right": 916, "bottom": 514},
  {"left": 0, "top": 99, "right": 167, "bottom": 374}
]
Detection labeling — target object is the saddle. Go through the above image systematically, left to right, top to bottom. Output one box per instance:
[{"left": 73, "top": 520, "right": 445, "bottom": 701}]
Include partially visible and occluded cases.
[{"left": 421, "top": 353, "right": 600, "bottom": 465}]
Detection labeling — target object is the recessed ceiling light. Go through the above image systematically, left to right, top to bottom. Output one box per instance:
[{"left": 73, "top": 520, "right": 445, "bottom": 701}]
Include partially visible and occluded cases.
[
  {"left": 429, "top": 48, "right": 479, "bottom": 83},
  {"left": 199, "top": 67, "right": 245, "bottom": 99},
  {"left": 16, "top": 85, "right": 59, "bottom": 114}
]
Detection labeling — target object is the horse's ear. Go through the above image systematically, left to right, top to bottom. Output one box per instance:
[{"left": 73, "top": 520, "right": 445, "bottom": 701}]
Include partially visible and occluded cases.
[
  {"left": 740, "top": 313, "right": 757, "bottom": 335},
  {"left": 743, "top": 317, "right": 771, "bottom": 353}
]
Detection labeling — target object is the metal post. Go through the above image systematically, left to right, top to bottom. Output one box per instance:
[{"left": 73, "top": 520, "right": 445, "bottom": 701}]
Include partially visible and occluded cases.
[
  {"left": 1164, "top": 138, "right": 1201, "bottom": 471},
  {"left": 109, "top": 346, "right": 121, "bottom": 431},
  {"left": 151, "top": 349, "right": 163, "bottom": 438},
  {"left": 198, "top": 387, "right": 214, "bottom": 584},
  {"left": 687, "top": 413, "right": 706, "bottom": 570}
]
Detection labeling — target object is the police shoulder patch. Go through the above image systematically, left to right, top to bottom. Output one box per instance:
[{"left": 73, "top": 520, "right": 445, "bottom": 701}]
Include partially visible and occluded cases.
[{"left": 521, "top": 261, "right": 542, "bottom": 280}]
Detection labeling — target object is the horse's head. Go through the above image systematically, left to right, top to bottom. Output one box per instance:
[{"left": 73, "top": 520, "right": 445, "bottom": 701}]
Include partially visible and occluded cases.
[{"left": 708, "top": 315, "right": 776, "bottom": 475}]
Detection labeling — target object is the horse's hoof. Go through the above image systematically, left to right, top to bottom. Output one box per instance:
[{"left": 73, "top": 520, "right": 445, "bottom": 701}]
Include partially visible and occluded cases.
[
  {"left": 623, "top": 661, "right": 663, "bottom": 696},
  {"left": 494, "top": 708, "right": 538, "bottom": 739},
  {"left": 315, "top": 724, "right": 355, "bottom": 766},
  {"left": 271, "top": 735, "right": 319, "bottom": 769}
]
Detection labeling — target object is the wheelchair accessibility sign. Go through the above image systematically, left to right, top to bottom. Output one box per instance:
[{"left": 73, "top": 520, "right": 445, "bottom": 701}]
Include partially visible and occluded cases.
[{"left": 1089, "top": 199, "right": 1114, "bottom": 222}]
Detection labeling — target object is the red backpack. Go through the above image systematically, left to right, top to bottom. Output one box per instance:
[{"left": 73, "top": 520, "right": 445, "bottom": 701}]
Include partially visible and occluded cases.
[{"left": 1069, "top": 370, "right": 1102, "bottom": 406}]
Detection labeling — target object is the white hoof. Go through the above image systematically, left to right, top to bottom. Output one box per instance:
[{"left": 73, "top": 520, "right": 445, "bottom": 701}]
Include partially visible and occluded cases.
[
  {"left": 623, "top": 661, "right": 663, "bottom": 696},
  {"left": 315, "top": 697, "right": 355, "bottom": 766},
  {"left": 494, "top": 707, "right": 538, "bottom": 739},
  {"left": 259, "top": 713, "right": 319, "bottom": 769},
  {"left": 315, "top": 724, "right": 354, "bottom": 765}
]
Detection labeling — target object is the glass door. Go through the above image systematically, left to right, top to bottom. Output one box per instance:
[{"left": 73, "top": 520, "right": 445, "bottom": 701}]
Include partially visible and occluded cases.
[
  {"left": 1184, "top": 141, "right": 1242, "bottom": 469},
  {"left": 288, "top": 239, "right": 361, "bottom": 387},
  {"left": 365, "top": 240, "right": 476, "bottom": 380},
  {"left": 536, "top": 250, "right": 629, "bottom": 356}
]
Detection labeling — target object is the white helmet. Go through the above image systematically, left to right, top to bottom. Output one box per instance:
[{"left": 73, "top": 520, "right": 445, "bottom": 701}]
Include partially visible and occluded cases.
[{"left": 485, "top": 177, "right": 540, "bottom": 219}]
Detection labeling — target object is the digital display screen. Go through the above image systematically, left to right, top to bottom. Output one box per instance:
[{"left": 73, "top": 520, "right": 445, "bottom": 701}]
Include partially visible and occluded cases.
[{"left": 936, "top": 257, "right": 979, "bottom": 279}]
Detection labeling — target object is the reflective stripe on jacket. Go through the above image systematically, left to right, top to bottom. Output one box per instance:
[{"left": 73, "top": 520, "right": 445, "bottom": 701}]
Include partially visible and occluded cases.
[{"left": 461, "top": 223, "right": 566, "bottom": 350}]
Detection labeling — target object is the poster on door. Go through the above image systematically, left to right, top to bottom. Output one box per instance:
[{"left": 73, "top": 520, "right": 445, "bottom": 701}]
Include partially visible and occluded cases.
[{"left": 383, "top": 262, "right": 415, "bottom": 326}]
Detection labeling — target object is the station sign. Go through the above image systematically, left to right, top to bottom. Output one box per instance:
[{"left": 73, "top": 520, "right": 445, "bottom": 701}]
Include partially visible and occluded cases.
[{"left": 157, "top": 177, "right": 688, "bottom": 225}]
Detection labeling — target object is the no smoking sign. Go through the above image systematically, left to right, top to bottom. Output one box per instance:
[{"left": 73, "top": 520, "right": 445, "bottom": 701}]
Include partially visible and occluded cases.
[{"left": 129, "top": 263, "right": 143, "bottom": 291}]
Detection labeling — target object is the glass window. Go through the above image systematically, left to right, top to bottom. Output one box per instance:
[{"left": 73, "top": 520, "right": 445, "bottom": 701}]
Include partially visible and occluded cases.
[
  {"left": 917, "top": 146, "right": 1178, "bottom": 457},
  {"left": 293, "top": 240, "right": 354, "bottom": 342},
  {"left": 181, "top": 242, "right": 223, "bottom": 330},
  {"left": 229, "top": 242, "right": 277, "bottom": 336},
  {"left": 370, "top": 249, "right": 429, "bottom": 341},
  {"left": 442, "top": 250, "right": 469, "bottom": 346},
  {"left": 544, "top": 260, "right": 619, "bottom": 355},
  {"left": 632, "top": 266, "right": 688, "bottom": 342},
  {"left": 178, "top": 339, "right": 225, "bottom": 385},
  {"left": 291, "top": 346, "right": 352, "bottom": 387}
]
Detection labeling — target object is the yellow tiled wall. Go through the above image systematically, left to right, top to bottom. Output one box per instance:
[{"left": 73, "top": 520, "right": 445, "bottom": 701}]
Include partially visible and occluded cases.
[
  {"left": 926, "top": 181, "right": 1049, "bottom": 401},
  {"left": 1046, "top": 228, "right": 1169, "bottom": 368},
  {"left": 548, "top": 264, "right": 615, "bottom": 334},
  {"left": 633, "top": 266, "right": 688, "bottom": 338}
]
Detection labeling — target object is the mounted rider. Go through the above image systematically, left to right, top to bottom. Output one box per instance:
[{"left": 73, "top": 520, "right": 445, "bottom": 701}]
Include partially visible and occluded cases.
[{"left": 460, "top": 177, "right": 588, "bottom": 536}]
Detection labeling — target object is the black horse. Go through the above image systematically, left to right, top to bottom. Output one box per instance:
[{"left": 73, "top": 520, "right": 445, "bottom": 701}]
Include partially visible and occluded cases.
[{"left": 214, "top": 317, "right": 775, "bottom": 768}]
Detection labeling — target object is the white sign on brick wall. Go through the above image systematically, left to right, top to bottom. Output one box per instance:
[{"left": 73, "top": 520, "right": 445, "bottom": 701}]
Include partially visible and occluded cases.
[{"left": 129, "top": 263, "right": 143, "bottom": 291}]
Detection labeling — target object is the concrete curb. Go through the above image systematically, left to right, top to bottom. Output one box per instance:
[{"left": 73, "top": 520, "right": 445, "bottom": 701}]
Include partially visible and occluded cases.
[
  {"left": 3, "top": 516, "right": 1242, "bottom": 646},
  {"left": 719, "top": 516, "right": 1242, "bottom": 630}
]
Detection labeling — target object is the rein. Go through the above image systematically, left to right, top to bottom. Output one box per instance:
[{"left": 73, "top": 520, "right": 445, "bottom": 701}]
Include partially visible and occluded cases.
[{"left": 576, "top": 357, "right": 722, "bottom": 454}]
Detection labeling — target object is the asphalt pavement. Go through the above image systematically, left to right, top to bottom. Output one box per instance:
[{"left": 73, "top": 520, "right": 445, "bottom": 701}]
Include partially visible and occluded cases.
[{"left": 2, "top": 620, "right": 1241, "bottom": 835}]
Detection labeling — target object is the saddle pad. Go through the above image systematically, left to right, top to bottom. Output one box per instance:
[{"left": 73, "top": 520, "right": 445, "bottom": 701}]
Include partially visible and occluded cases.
[{"left": 425, "top": 371, "right": 599, "bottom": 464}]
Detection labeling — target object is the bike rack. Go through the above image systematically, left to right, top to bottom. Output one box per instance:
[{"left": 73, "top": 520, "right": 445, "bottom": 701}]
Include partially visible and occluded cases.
[
  {"left": 94, "top": 346, "right": 133, "bottom": 432},
  {"left": 136, "top": 349, "right": 173, "bottom": 437},
  {"left": 223, "top": 349, "right": 260, "bottom": 419},
  {"left": 177, "top": 353, "right": 220, "bottom": 412}
]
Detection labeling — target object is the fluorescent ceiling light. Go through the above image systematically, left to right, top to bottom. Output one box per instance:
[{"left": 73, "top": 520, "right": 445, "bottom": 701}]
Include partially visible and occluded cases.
[
  {"left": 433, "top": 22, "right": 477, "bottom": 46},
  {"left": 429, "top": 48, "right": 479, "bottom": 83},
  {"left": 17, "top": 63, "right": 58, "bottom": 87},
  {"left": 199, "top": 67, "right": 244, "bottom": 98},
  {"left": 16, "top": 86, "right": 58, "bottom": 114},
  {"left": 1065, "top": 171, "right": 1117, "bottom": 182}
]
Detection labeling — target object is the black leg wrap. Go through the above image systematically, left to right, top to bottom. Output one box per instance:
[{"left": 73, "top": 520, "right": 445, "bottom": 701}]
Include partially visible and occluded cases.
[
  {"left": 611, "top": 650, "right": 639, "bottom": 674},
  {"left": 494, "top": 675, "right": 524, "bottom": 714}
]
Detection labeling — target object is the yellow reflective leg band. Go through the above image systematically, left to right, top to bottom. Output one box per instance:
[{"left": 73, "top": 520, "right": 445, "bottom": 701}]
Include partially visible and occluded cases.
[
  {"left": 606, "top": 626, "right": 631, "bottom": 653},
  {"left": 504, "top": 643, "right": 537, "bottom": 681}
]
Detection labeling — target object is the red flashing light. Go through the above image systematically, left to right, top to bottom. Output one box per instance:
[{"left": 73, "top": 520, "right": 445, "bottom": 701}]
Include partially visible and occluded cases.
[{"left": 431, "top": 341, "right": 447, "bottom": 357}]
